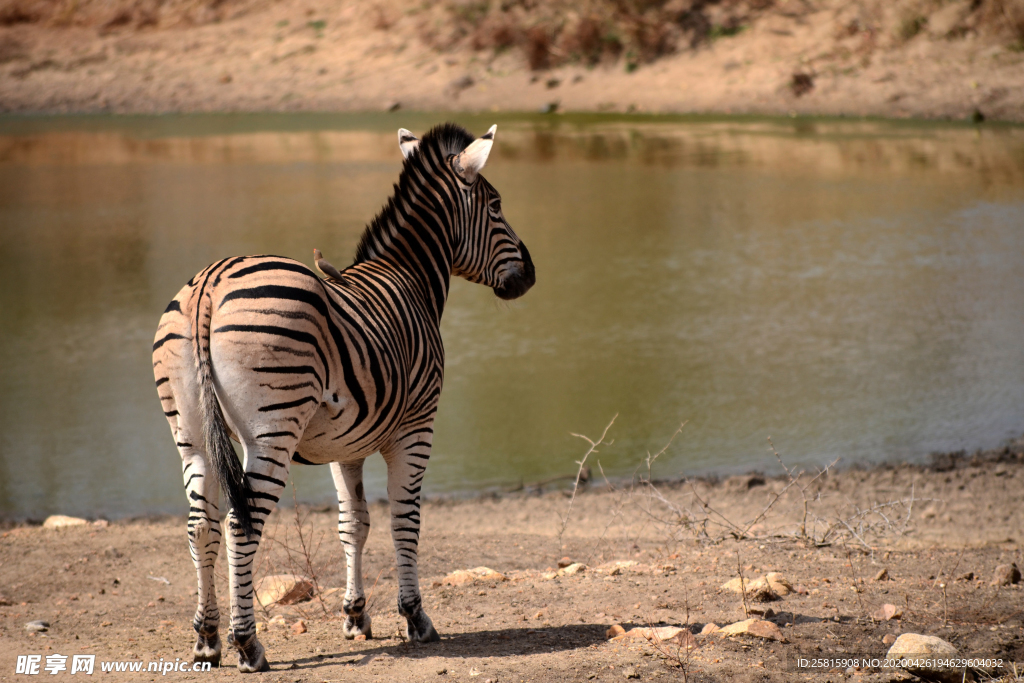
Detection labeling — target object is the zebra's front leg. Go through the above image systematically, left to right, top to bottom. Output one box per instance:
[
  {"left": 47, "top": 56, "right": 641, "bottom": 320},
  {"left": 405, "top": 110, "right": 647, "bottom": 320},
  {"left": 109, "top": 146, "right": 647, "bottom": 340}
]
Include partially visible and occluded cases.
[
  {"left": 384, "top": 435, "right": 439, "bottom": 643},
  {"left": 225, "top": 449, "right": 289, "bottom": 673},
  {"left": 181, "top": 451, "right": 223, "bottom": 666},
  {"left": 330, "top": 461, "right": 372, "bottom": 639}
]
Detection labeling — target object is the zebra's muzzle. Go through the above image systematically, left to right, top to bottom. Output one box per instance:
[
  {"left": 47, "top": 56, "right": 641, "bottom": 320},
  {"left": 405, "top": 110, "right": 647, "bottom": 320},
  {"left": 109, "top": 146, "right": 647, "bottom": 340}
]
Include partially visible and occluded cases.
[{"left": 493, "top": 243, "right": 535, "bottom": 300}]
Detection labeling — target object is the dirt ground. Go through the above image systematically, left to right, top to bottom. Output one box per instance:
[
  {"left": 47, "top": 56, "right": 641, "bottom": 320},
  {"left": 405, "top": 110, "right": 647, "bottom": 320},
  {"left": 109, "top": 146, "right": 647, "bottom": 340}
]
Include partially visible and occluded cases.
[
  {"left": 1, "top": 0, "right": 1024, "bottom": 120},
  {"left": 1, "top": 441, "right": 1022, "bottom": 681}
]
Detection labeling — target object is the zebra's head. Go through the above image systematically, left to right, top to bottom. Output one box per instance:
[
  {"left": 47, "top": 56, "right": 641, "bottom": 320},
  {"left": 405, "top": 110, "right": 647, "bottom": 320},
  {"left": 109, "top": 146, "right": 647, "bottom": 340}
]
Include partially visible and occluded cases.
[{"left": 397, "top": 124, "right": 536, "bottom": 301}]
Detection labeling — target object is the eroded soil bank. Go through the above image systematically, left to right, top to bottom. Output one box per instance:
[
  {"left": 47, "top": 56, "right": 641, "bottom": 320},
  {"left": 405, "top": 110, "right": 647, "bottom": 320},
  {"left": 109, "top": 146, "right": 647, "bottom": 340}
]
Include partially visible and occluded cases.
[
  {"left": 1, "top": 0, "right": 1024, "bottom": 120},
  {"left": 1, "top": 444, "right": 1022, "bottom": 681}
]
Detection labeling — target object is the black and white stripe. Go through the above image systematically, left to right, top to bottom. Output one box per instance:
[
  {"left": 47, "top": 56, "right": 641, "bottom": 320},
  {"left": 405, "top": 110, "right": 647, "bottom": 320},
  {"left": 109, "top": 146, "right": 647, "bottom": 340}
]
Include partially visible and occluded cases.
[{"left": 152, "top": 123, "right": 534, "bottom": 672}]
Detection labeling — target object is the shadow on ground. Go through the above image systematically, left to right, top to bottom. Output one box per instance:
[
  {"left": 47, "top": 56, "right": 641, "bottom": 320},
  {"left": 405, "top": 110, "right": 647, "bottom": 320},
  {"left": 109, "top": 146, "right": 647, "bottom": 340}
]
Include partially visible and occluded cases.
[{"left": 280, "top": 624, "right": 608, "bottom": 670}]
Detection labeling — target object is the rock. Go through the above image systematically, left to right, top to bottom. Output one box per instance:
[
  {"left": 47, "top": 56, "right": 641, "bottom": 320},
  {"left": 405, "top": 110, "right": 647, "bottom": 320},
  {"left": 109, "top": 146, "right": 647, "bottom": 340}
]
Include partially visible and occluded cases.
[
  {"left": 43, "top": 515, "right": 88, "bottom": 529},
  {"left": 92, "top": 519, "right": 109, "bottom": 528},
  {"left": 103, "top": 547, "right": 122, "bottom": 559},
  {"left": 557, "top": 557, "right": 573, "bottom": 568},
  {"left": 558, "top": 563, "right": 586, "bottom": 577},
  {"left": 991, "top": 563, "right": 1021, "bottom": 586},
  {"left": 443, "top": 567, "right": 508, "bottom": 586},
  {"left": 874, "top": 568, "right": 889, "bottom": 581},
  {"left": 957, "top": 571, "right": 974, "bottom": 582},
  {"left": 765, "top": 572, "right": 793, "bottom": 596},
  {"left": 721, "top": 573, "right": 790, "bottom": 599},
  {"left": 255, "top": 575, "right": 314, "bottom": 606},
  {"left": 0, "top": 595, "right": 12, "bottom": 606},
  {"left": 872, "top": 603, "right": 902, "bottom": 621},
  {"left": 268, "top": 614, "right": 287, "bottom": 628},
  {"left": 718, "top": 618, "right": 787, "bottom": 643},
  {"left": 290, "top": 619, "right": 307, "bottom": 634},
  {"left": 25, "top": 620, "right": 50, "bottom": 632},
  {"left": 255, "top": 621, "right": 268, "bottom": 632},
  {"left": 700, "top": 623, "right": 719, "bottom": 635},
  {"left": 606, "top": 624, "right": 626, "bottom": 639},
  {"left": 616, "top": 626, "right": 685, "bottom": 642},
  {"left": 668, "top": 630, "right": 697, "bottom": 649},
  {"left": 882, "top": 633, "right": 897, "bottom": 645},
  {"left": 353, "top": 634, "right": 367, "bottom": 641},
  {"left": 887, "top": 634, "right": 969, "bottom": 683},
  {"left": 622, "top": 668, "right": 640, "bottom": 679}
]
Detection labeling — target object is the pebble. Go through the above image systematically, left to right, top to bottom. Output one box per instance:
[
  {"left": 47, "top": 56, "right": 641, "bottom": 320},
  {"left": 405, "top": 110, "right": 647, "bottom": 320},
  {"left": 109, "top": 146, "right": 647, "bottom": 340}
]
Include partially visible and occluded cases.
[
  {"left": 991, "top": 563, "right": 1021, "bottom": 586},
  {"left": 874, "top": 567, "right": 889, "bottom": 581},
  {"left": 290, "top": 619, "right": 307, "bottom": 635},
  {"left": 25, "top": 620, "right": 50, "bottom": 632},
  {"left": 700, "top": 622, "right": 719, "bottom": 635},
  {"left": 882, "top": 633, "right": 896, "bottom": 645}
]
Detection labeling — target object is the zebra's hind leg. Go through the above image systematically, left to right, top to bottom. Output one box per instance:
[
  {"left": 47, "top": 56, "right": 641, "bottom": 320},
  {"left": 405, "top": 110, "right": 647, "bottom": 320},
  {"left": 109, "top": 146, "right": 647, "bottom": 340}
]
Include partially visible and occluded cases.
[
  {"left": 384, "top": 438, "right": 440, "bottom": 644},
  {"left": 225, "top": 442, "right": 295, "bottom": 673},
  {"left": 181, "top": 450, "right": 223, "bottom": 666},
  {"left": 330, "top": 461, "right": 372, "bottom": 639}
]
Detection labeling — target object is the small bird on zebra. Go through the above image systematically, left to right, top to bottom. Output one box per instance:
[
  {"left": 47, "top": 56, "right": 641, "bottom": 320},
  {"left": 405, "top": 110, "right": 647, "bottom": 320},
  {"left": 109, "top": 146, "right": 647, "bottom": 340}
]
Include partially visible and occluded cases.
[{"left": 152, "top": 123, "right": 534, "bottom": 672}]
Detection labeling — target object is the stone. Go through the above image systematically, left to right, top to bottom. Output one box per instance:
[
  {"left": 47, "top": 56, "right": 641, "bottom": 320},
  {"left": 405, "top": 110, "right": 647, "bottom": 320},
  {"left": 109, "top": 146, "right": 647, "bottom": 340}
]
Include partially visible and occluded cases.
[
  {"left": 43, "top": 515, "right": 88, "bottom": 529},
  {"left": 92, "top": 520, "right": 109, "bottom": 528},
  {"left": 103, "top": 547, "right": 122, "bottom": 559},
  {"left": 557, "top": 557, "right": 573, "bottom": 568},
  {"left": 558, "top": 563, "right": 586, "bottom": 577},
  {"left": 991, "top": 563, "right": 1021, "bottom": 586},
  {"left": 443, "top": 567, "right": 508, "bottom": 586},
  {"left": 874, "top": 568, "right": 889, "bottom": 581},
  {"left": 957, "top": 571, "right": 974, "bottom": 582},
  {"left": 765, "top": 572, "right": 793, "bottom": 595},
  {"left": 721, "top": 573, "right": 790, "bottom": 600},
  {"left": 255, "top": 575, "right": 314, "bottom": 606},
  {"left": 872, "top": 603, "right": 902, "bottom": 621},
  {"left": 268, "top": 614, "right": 287, "bottom": 628},
  {"left": 718, "top": 618, "right": 787, "bottom": 643},
  {"left": 290, "top": 619, "right": 307, "bottom": 634},
  {"left": 25, "top": 620, "right": 50, "bottom": 632},
  {"left": 255, "top": 621, "right": 268, "bottom": 632},
  {"left": 700, "top": 622, "right": 719, "bottom": 635},
  {"left": 606, "top": 624, "right": 625, "bottom": 639},
  {"left": 615, "top": 626, "right": 684, "bottom": 642},
  {"left": 668, "top": 630, "right": 697, "bottom": 649},
  {"left": 882, "top": 633, "right": 897, "bottom": 645},
  {"left": 887, "top": 633, "right": 968, "bottom": 683},
  {"left": 353, "top": 634, "right": 367, "bottom": 641},
  {"left": 622, "top": 668, "right": 640, "bottom": 679}
]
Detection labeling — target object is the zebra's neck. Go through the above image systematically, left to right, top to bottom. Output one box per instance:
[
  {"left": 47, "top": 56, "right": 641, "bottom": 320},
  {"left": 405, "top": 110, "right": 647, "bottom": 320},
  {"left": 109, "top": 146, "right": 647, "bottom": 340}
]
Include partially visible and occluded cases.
[{"left": 351, "top": 183, "right": 457, "bottom": 323}]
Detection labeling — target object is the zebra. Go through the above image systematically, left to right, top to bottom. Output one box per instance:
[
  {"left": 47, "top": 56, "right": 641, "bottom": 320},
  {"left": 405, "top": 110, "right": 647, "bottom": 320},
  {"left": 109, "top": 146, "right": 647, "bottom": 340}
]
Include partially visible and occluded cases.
[{"left": 152, "top": 123, "right": 534, "bottom": 672}]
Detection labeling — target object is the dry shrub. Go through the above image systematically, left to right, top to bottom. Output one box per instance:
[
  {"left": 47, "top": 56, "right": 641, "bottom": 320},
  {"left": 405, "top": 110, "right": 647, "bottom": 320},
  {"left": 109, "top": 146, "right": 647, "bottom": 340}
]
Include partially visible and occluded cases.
[
  {"left": 0, "top": 0, "right": 265, "bottom": 29},
  {"left": 441, "top": 0, "right": 773, "bottom": 70}
]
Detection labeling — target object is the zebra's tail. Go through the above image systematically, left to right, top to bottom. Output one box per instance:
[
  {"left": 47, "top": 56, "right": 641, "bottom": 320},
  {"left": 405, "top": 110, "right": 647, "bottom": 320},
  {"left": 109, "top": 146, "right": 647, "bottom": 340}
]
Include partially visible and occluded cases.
[{"left": 194, "top": 283, "right": 256, "bottom": 539}]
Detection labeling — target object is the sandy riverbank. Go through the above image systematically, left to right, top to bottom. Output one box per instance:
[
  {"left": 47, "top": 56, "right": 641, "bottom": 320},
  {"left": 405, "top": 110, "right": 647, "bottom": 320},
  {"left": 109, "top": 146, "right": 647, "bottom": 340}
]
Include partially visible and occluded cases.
[
  {"left": 1, "top": 0, "right": 1023, "bottom": 120},
  {"left": 1, "top": 442, "right": 1022, "bottom": 681}
]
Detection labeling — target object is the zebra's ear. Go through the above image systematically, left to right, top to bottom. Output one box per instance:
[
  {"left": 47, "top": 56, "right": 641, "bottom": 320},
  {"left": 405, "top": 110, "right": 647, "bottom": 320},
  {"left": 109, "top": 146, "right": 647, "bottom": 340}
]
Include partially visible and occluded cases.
[
  {"left": 453, "top": 124, "right": 496, "bottom": 183},
  {"left": 398, "top": 128, "right": 420, "bottom": 159}
]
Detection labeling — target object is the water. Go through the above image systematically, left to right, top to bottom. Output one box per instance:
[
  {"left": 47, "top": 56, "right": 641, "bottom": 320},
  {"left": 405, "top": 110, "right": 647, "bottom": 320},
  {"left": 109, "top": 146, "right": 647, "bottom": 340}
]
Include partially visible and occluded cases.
[{"left": 1, "top": 114, "right": 1023, "bottom": 520}]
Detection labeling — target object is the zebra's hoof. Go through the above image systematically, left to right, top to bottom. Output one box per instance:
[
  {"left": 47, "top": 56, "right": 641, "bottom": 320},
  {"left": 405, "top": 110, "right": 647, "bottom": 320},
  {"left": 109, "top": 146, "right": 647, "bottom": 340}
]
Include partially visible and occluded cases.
[
  {"left": 405, "top": 610, "right": 440, "bottom": 644},
  {"left": 342, "top": 613, "right": 372, "bottom": 640},
  {"left": 193, "top": 631, "right": 221, "bottom": 667},
  {"left": 227, "top": 631, "right": 269, "bottom": 673}
]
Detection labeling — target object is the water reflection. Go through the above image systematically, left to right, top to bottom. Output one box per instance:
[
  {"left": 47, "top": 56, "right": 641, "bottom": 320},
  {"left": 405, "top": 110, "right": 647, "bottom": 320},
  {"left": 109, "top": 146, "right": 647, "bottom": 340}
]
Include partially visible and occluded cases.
[{"left": 1, "top": 115, "right": 1022, "bottom": 519}]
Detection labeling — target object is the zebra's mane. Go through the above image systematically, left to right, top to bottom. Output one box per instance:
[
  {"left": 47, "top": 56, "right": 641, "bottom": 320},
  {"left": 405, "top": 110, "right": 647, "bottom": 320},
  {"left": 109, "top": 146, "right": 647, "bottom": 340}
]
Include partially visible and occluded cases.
[{"left": 353, "top": 122, "right": 477, "bottom": 266}]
